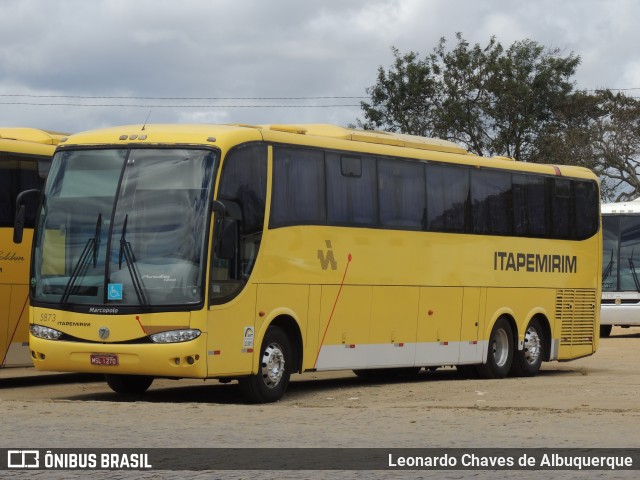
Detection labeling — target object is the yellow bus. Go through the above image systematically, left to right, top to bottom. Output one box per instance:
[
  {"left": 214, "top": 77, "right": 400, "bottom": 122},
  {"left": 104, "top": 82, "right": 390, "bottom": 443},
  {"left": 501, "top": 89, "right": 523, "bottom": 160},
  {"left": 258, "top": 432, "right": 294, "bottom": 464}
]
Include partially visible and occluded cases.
[
  {"left": 20, "top": 124, "right": 601, "bottom": 402},
  {"left": 1, "top": 128, "right": 65, "bottom": 367}
]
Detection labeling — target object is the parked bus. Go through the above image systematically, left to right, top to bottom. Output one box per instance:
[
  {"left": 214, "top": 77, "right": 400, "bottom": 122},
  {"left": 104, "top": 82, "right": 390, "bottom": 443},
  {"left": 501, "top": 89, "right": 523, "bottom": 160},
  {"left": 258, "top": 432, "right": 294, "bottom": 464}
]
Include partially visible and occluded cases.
[
  {"left": 18, "top": 124, "right": 601, "bottom": 402},
  {"left": 1, "top": 128, "right": 65, "bottom": 367},
  {"left": 601, "top": 198, "right": 640, "bottom": 337}
]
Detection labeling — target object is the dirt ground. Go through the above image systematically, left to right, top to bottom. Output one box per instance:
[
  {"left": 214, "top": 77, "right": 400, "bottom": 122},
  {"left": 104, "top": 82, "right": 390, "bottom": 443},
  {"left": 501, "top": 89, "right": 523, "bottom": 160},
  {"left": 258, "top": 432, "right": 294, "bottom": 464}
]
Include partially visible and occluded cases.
[{"left": 1, "top": 326, "right": 640, "bottom": 479}]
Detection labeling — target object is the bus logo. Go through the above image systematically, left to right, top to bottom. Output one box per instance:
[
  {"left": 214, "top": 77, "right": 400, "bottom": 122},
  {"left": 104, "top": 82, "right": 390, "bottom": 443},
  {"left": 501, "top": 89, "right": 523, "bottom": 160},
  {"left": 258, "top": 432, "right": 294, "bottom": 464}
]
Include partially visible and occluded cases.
[
  {"left": 317, "top": 240, "right": 337, "bottom": 270},
  {"left": 98, "top": 327, "right": 110, "bottom": 340}
]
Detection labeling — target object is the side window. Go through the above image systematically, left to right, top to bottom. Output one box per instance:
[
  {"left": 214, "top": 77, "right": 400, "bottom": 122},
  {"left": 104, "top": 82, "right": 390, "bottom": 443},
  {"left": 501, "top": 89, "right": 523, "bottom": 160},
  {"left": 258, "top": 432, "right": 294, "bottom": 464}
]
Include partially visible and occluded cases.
[
  {"left": 210, "top": 144, "right": 267, "bottom": 304},
  {"left": 218, "top": 144, "right": 267, "bottom": 235},
  {"left": 270, "top": 147, "right": 326, "bottom": 227},
  {"left": 0, "top": 153, "right": 43, "bottom": 227},
  {"left": 326, "top": 153, "right": 377, "bottom": 226},
  {"left": 378, "top": 158, "right": 425, "bottom": 229},
  {"left": 425, "top": 164, "right": 469, "bottom": 233},
  {"left": 471, "top": 170, "right": 512, "bottom": 235},
  {"left": 513, "top": 174, "right": 548, "bottom": 237},
  {"left": 551, "top": 178, "right": 572, "bottom": 238},
  {"left": 574, "top": 180, "right": 599, "bottom": 240}
]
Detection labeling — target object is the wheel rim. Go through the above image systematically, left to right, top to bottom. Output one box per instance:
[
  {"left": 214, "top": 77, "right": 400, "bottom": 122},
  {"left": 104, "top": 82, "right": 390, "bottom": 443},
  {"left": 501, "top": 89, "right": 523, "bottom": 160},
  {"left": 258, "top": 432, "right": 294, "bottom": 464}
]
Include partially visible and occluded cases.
[
  {"left": 523, "top": 326, "right": 542, "bottom": 365},
  {"left": 492, "top": 328, "right": 510, "bottom": 367},
  {"left": 261, "top": 342, "right": 285, "bottom": 388}
]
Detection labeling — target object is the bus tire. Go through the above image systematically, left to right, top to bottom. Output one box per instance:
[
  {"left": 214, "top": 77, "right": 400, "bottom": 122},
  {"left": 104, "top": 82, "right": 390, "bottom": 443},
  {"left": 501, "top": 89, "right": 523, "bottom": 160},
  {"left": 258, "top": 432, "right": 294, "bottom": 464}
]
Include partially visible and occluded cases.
[
  {"left": 476, "top": 317, "right": 513, "bottom": 379},
  {"left": 511, "top": 318, "right": 544, "bottom": 377},
  {"left": 600, "top": 325, "right": 612, "bottom": 337},
  {"left": 239, "top": 326, "right": 291, "bottom": 403},
  {"left": 105, "top": 374, "right": 154, "bottom": 394}
]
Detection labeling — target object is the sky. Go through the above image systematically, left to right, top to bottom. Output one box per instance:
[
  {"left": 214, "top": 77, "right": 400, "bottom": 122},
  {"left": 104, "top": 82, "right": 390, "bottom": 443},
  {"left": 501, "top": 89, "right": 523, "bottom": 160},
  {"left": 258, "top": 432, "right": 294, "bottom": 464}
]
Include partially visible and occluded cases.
[{"left": 1, "top": 0, "right": 639, "bottom": 135}]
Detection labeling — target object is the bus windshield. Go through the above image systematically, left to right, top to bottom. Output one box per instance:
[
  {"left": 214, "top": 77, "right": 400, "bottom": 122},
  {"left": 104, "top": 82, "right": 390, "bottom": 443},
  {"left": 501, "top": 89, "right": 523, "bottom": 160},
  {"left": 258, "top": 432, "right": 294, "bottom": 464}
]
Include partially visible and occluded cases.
[
  {"left": 31, "top": 147, "right": 217, "bottom": 310},
  {"left": 602, "top": 214, "right": 640, "bottom": 292}
]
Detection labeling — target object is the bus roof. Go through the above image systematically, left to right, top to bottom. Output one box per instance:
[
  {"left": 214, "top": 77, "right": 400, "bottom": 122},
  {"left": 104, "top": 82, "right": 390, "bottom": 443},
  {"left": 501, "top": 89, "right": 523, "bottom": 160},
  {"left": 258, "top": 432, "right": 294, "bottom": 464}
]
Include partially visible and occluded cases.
[
  {"left": 58, "top": 123, "right": 598, "bottom": 180},
  {"left": 0, "top": 128, "right": 68, "bottom": 156},
  {"left": 0, "top": 128, "right": 67, "bottom": 145},
  {"left": 601, "top": 198, "right": 640, "bottom": 214}
]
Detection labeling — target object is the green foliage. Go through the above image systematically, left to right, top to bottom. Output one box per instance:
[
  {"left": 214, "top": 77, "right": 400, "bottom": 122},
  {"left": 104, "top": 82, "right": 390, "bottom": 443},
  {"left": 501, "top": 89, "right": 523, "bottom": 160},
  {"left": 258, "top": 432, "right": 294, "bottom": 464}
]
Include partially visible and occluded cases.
[
  {"left": 358, "top": 33, "right": 640, "bottom": 200},
  {"left": 359, "top": 33, "right": 580, "bottom": 160}
]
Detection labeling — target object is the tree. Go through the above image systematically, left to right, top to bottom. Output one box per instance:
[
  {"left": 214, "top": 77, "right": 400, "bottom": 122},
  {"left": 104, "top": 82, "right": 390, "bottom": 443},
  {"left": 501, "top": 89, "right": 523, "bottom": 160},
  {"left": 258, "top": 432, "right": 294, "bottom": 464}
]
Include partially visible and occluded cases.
[
  {"left": 358, "top": 34, "right": 580, "bottom": 162},
  {"left": 532, "top": 90, "right": 640, "bottom": 201}
]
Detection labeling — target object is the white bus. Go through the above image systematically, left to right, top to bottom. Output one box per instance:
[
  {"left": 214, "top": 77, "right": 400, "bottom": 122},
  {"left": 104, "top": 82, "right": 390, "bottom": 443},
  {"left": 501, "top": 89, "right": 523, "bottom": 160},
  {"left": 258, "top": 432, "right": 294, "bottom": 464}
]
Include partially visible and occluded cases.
[{"left": 601, "top": 198, "right": 640, "bottom": 336}]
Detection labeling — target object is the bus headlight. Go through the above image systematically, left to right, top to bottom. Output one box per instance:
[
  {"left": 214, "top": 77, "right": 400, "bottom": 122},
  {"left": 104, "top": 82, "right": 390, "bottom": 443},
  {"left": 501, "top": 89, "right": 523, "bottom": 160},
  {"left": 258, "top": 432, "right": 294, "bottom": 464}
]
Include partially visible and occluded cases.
[
  {"left": 30, "top": 324, "right": 64, "bottom": 340},
  {"left": 149, "top": 329, "right": 201, "bottom": 344}
]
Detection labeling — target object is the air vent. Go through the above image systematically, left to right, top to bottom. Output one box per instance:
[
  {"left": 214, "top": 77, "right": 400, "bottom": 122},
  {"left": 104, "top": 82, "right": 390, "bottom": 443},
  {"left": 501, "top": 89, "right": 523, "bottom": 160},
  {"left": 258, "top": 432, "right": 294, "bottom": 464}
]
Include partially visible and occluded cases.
[{"left": 555, "top": 289, "right": 597, "bottom": 358}]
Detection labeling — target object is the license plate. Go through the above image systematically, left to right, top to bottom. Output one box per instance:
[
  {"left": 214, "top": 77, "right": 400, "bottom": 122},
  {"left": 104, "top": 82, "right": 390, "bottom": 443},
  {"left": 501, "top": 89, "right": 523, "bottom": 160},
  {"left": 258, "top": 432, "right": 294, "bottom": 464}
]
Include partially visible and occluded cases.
[{"left": 90, "top": 353, "right": 119, "bottom": 366}]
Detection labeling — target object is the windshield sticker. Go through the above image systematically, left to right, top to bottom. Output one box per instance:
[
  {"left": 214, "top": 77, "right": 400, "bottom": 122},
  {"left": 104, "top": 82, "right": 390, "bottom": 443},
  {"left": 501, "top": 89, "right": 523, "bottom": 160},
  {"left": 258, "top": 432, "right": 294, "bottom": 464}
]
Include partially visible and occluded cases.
[{"left": 107, "top": 283, "right": 123, "bottom": 301}]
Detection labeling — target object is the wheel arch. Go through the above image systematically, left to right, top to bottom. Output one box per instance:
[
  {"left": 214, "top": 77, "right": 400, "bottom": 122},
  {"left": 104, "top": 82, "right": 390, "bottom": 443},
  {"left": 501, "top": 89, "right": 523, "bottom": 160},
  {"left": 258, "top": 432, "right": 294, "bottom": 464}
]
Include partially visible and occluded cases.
[
  {"left": 486, "top": 309, "right": 518, "bottom": 341},
  {"left": 257, "top": 310, "right": 303, "bottom": 374},
  {"left": 482, "top": 310, "right": 517, "bottom": 363},
  {"left": 529, "top": 313, "right": 552, "bottom": 362}
]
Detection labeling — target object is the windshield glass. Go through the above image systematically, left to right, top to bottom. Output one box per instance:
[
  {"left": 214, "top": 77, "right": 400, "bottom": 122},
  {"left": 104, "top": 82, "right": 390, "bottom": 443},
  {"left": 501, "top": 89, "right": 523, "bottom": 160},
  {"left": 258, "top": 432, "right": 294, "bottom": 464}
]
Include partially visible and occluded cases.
[
  {"left": 32, "top": 147, "right": 217, "bottom": 310},
  {"left": 602, "top": 214, "right": 640, "bottom": 292}
]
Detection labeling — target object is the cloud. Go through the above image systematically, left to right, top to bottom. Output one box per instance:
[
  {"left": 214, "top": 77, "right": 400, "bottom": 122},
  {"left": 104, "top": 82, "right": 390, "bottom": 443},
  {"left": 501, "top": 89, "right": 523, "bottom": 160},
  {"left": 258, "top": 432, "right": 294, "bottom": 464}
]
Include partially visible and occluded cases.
[{"left": 1, "top": 0, "right": 639, "bottom": 133}]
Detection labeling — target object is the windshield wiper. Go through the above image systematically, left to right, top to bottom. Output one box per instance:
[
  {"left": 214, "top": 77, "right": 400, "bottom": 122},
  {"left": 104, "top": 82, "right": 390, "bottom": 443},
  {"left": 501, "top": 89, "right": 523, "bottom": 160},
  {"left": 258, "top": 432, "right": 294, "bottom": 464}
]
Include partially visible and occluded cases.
[
  {"left": 60, "top": 213, "right": 102, "bottom": 305},
  {"left": 118, "top": 214, "right": 149, "bottom": 307},
  {"left": 602, "top": 249, "right": 614, "bottom": 282},
  {"left": 629, "top": 249, "right": 640, "bottom": 292}
]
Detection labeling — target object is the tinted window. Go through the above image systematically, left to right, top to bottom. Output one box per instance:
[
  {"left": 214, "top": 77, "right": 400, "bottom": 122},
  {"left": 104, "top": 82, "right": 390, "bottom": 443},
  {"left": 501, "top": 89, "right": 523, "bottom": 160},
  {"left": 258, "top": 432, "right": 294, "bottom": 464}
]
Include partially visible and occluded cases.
[
  {"left": 218, "top": 143, "right": 267, "bottom": 234},
  {"left": 271, "top": 147, "right": 326, "bottom": 227},
  {"left": 0, "top": 153, "right": 45, "bottom": 227},
  {"left": 326, "top": 153, "right": 377, "bottom": 225},
  {"left": 378, "top": 158, "right": 425, "bottom": 229},
  {"left": 425, "top": 164, "right": 469, "bottom": 233},
  {"left": 471, "top": 170, "right": 512, "bottom": 235},
  {"left": 513, "top": 174, "right": 548, "bottom": 237},
  {"left": 551, "top": 178, "right": 572, "bottom": 238},
  {"left": 574, "top": 180, "right": 599, "bottom": 239}
]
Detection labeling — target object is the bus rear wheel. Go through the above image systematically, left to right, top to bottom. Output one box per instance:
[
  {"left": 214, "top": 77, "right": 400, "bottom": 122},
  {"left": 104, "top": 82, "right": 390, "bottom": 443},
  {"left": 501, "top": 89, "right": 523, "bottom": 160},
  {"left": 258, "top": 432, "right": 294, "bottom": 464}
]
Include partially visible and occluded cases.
[
  {"left": 476, "top": 318, "right": 513, "bottom": 379},
  {"left": 511, "top": 318, "right": 544, "bottom": 377},
  {"left": 600, "top": 325, "right": 613, "bottom": 337},
  {"left": 238, "top": 326, "right": 291, "bottom": 403},
  {"left": 105, "top": 374, "right": 154, "bottom": 394}
]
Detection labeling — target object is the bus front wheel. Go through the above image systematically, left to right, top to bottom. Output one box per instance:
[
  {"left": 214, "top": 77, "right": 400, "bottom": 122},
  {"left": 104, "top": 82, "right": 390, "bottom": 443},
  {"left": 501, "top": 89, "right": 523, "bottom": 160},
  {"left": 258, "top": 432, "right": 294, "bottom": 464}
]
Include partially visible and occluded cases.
[
  {"left": 476, "top": 318, "right": 513, "bottom": 379},
  {"left": 511, "top": 318, "right": 544, "bottom": 377},
  {"left": 239, "top": 326, "right": 291, "bottom": 403},
  {"left": 105, "top": 374, "right": 154, "bottom": 394}
]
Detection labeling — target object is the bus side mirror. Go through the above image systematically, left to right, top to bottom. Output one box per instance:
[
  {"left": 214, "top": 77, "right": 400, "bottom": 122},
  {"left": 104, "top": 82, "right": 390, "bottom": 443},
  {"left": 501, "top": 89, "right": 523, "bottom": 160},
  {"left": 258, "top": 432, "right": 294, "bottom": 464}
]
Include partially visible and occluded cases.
[
  {"left": 13, "top": 189, "right": 40, "bottom": 244},
  {"left": 212, "top": 200, "right": 237, "bottom": 260},
  {"left": 13, "top": 205, "right": 26, "bottom": 244},
  {"left": 215, "top": 218, "right": 238, "bottom": 260}
]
